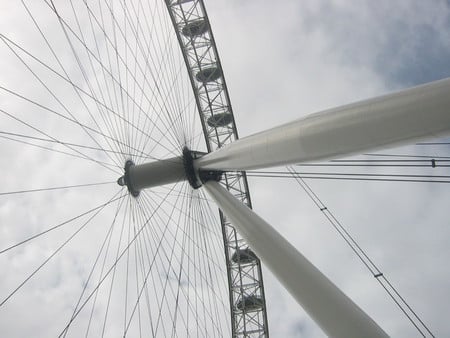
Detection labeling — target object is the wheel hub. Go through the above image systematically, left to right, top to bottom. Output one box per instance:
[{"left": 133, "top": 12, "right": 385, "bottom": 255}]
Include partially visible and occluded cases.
[{"left": 117, "top": 147, "right": 222, "bottom": 196}]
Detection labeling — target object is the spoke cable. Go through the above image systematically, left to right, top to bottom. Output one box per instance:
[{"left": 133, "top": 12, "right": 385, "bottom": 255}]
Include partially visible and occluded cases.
[
  {"left": 12, "top": 2, "right": 124, "bottom": 167},
  {"left": 0, "top": 181, "right": 114, "bottom": 196},
  {"left": 57, "top": 182, "right": 179, "bottom": 336},
  {"left": 0, "top": 191, "right": 126, "bottom": 307},
  {"left": 0, "top": 193, "right": 124, "bottom": 255},
  {"left": 61, "top": 193, "right": 127, "bottom": 337}
]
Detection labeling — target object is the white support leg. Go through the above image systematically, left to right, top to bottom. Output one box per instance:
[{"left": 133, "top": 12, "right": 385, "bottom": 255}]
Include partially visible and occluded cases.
[
  {"left": 197, "top": 77, "right": 450, "bottom": 171},
  {"left": 204, "top": 180, "right": 389, "bottom": 338}
]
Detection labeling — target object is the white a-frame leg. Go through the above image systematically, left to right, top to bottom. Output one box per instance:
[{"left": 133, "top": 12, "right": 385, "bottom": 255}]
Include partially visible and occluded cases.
[{"left": 204, "top": 181, "right": 388, "bottom": 338}]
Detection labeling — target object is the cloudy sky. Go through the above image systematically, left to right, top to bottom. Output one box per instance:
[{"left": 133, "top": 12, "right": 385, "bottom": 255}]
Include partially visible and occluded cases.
[{"left": 1, "top": 0, "right": 450, "bottom": 337}]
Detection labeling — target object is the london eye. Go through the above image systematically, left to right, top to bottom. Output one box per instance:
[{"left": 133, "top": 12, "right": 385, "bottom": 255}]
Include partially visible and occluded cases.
[{"left": 1, "top": 1, "right": 449, "bottom": 337}]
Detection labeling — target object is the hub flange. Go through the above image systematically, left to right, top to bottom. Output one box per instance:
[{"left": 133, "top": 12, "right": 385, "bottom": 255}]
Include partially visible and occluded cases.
[{"left": 117, "top": 160, "right": 140, "bottom": 197}]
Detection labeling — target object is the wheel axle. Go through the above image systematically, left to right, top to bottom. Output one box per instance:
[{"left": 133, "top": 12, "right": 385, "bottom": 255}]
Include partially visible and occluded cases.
[{"left": 117, "top": 147, "right": 222, "bottom": 196}]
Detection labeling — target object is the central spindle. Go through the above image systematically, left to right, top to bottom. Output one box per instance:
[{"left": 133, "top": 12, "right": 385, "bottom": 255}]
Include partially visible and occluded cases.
[{"left": 117, "top": 147, "right": 222, "bottom": 196}]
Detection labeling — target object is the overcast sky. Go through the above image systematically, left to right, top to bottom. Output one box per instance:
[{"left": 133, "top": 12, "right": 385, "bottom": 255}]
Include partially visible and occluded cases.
[{"left": 1, "top": 1, "right": 450, "bottom": 337}]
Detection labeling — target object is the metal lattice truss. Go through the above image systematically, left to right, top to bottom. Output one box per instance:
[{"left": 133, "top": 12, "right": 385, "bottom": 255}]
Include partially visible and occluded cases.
[{"left": 165, "top": 0, "right": 269, "bottom": 336}]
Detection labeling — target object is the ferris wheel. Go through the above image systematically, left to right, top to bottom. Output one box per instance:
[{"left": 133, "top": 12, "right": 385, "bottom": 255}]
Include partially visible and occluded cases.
[{"left": 0, "top": 1, "right": 449, "bottom": 337}]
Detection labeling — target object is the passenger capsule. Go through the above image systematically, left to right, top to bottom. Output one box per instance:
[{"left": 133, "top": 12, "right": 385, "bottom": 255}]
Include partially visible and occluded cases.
[
  {"left": 182, "top": 20, "right": 208, "bottom": 38},
  {"left": 195, "top": 66, "right": 221, "bottom": 83},
  {"left": 207, "top": 112, "right": 233, "bottom": 128},
  {"left": 231, "top": 247, "right": 257, "bottom": 264},
  {"left": 235, "top": 295, "right": 263, "bottom": 311}
]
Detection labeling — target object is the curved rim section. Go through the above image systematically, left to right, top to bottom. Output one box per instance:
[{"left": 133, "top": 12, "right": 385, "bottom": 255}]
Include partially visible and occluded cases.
[{"left": 165, "top": 1, "right": 269, "bottom": 336}]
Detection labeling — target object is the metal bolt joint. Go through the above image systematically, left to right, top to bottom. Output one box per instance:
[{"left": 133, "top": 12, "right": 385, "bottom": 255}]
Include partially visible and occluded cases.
[{"left": 183, "top": 146, "right": 222, "bottom": 189}]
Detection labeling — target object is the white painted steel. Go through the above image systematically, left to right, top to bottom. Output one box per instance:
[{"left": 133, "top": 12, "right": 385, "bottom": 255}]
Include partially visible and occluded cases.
[
  {"left": 197, "top": 77, "right": 450, "bottom": 171},
  {"left": 129, "top": 157, "right": 185, "bottom": 191},
  {"left": 203, "top": 180, "right": 389, "bottom": 338}
]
